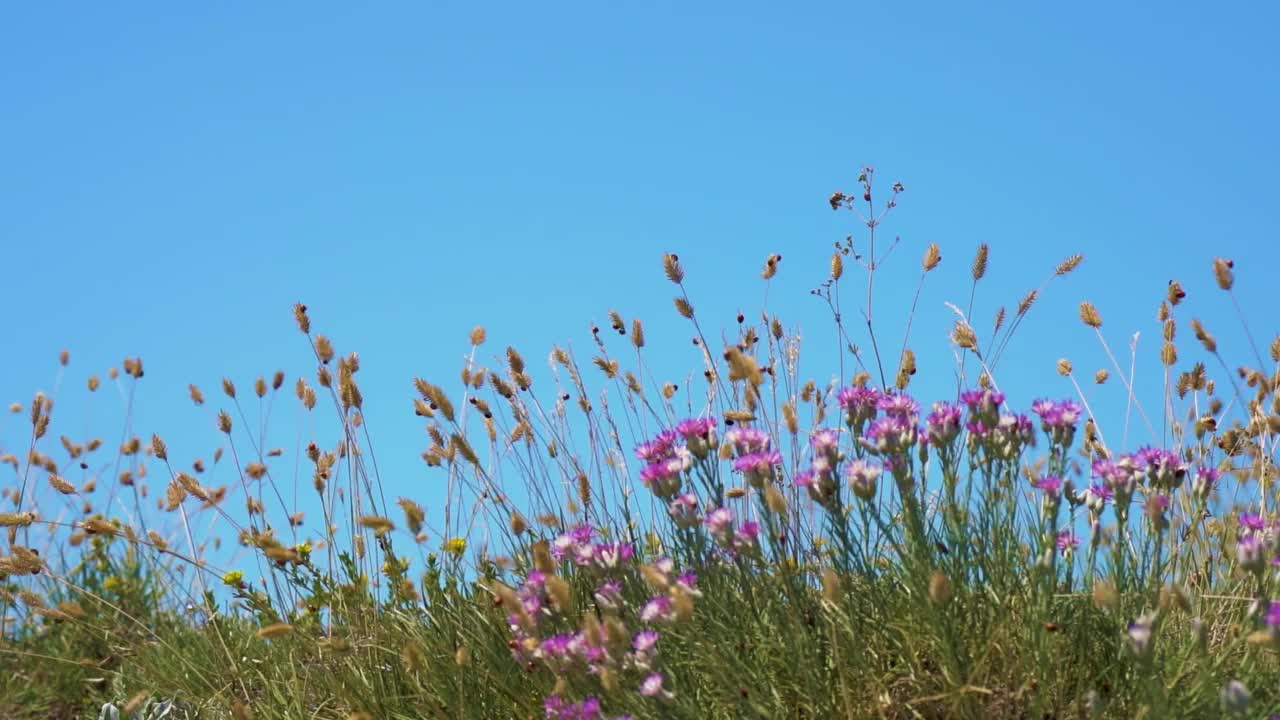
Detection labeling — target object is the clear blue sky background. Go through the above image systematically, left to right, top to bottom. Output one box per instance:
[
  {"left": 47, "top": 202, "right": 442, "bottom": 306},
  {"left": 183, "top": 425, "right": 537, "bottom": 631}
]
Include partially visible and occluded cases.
[{"left": 3, "top": 3, "right": 1278, "bottom": 557}]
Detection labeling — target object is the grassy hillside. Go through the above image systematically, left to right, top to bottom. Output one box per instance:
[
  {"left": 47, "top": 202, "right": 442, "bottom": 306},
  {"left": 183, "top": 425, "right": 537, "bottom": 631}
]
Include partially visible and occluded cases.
[{"left": 3, "top": 173, "right": 1278, "bottom": 719}]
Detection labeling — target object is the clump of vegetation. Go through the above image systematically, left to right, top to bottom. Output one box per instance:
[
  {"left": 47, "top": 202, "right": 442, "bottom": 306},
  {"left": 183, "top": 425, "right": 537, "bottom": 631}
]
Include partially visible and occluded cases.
[{"left": 2, "top": 168, "right": 1278, "bottom": 719}]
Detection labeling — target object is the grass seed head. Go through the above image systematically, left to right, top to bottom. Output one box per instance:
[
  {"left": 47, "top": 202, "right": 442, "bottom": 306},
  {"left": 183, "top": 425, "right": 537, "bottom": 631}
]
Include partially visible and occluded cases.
[
  {"left": 922, "top": 243, "right": 941, "bottom": 272},
  {"left": 971, "top": 244, "right": 989, "bottom": 281},
  {"left": 662, "top": 253, "right": 684, "bottom": 284},
  {"left": 761, "top": 253, "right": 782, "bottom": 279},
  {"left": 1055, "top": 254, "right": 1084, "bottom": 275},
  {"left": 1213, "top": 257, "right": 1234, "bottom": 290},
  {"left": 1079, "top": 302, "right": 1103, "bottom": 329},
  {"left": 292, "top": 303, "right": 310, "bottom": 333},
  {"left": 1191, "top": 319, "right": 1217, "bottom": 353},
  {"left": 952, "top": 322, "right": 978, "bottom": 351},
  {"left": 315, "top": 335, "right": 335, "bottom": 363},
  {"left": 48, "top": 475, "right": 75, "bottom": 495},
  {"left": 764, "top": 484, "right": 788, "bottom": 514},
  {"left": 532, "top": 541, "right": 555, "bottom": 574},
  {"left": 928, "top": 570, "right": 953, "bottom": 606},
  {"left": 545, "top": 575, "right": 572, "bottom": 613},
  {"left": 1092, "top": 580, "right": 1119, "bottom": 612},
  {"left": 123, "top": 691, "right": 150, "bottom": 716}
]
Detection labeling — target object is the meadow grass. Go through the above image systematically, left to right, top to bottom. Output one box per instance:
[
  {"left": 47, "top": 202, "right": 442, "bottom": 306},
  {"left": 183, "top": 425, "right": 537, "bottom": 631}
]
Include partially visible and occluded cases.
[{"left": 2, "top": 169, "right": 1279, "bottom": 719}]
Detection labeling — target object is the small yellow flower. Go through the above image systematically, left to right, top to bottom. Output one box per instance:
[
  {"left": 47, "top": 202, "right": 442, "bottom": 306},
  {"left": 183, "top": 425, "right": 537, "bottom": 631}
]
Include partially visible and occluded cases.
[
  {"left": 444, "top": 537, "right": 467, "bottom": 557},
  {"left": 295, "top": 542, "right": 312, "bottom": 558},
  {"left": 222, "top": 570, "right": 244, "bottom": 586},
  {"left": 102, "top": 576, "right": 122, "bottom": 591}
]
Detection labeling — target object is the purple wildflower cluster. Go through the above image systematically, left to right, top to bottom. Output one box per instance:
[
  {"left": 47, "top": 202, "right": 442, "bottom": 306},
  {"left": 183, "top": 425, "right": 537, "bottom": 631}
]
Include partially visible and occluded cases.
[
  {"left": 621, "top": 386, "right": 1243, "bottom": 695},
  {"left": 836, "top": 386, "right": 879, "bottom": 433},
  {"left": 832, "top": 387, "right": 1025, "bottom": 461},
  {"left": 960, "top": 388, "right": 1005, "bottom": 429},
  {"left": 958, "top": 389, "right": 1038, "bottom": 460},
  {"left": 860, "top": 393, "right": 920, "bottom": 456},
  {"left": 1030, "top": 398, "right": 1082, "bottom": 447},
  {"left": 925, "top": 402, "right": 963, "bottom": 448},
  {"left": 676, "top": 417, "right": 717, "bottom": 459},
  {"left": 635, "top": 419, "right": 718, "bottom": 498},
  {"left": 726, "top": 427, "right": 782, "bottom": 488},
  {"left": 795, "top": 429, "right": 842, "bottom": 508},
  {"left": 637, "top": 431, "right": 690, "bottom": 499},
  {"left": 1084, "top": 447, "right": 1222, "bottom": 557},
  {"left": 1091, "top": 447, "right": 1194, "bottom": 505},
  {"left": 1134, "top": 447, "right": 1190, "bottom": 490},
  {"left": 1091, "top": 455, "right": 1144, "bottom": 504},
  {"left": 845, "top": 459, "right": 882, "bottom": 502},
  {"left": 1192, "top": 467, "right": 1220, "bottom": 500},
  {"left": 1031, "top": 474, "right": 1083, "bottom": 558},
  {"left": 1032, "top": 475, "right": 1064, "bottom": 500},
  {"left": 1032, "top": 475, "right": 1067, "bottom": 523},
  {"left": 1083, "top": 482, "right": 1112, "bottom": 512},
  {"left": 667, "top": 493, "right": 701, "bottom": 529},
  {"left": 1144, "top": 493, "right": 1171, "bottom": 532},
  {"left": 704, "top": 506, "right": 760, "bottom": 554},
  {"left": 1234, "top": 511, "right": 1278, "bottom": 576},
  {"left": 496, "top": 523, "right": 691, "bottom": 715},
  {"left": 552, "top": 524, "right": 635, "bottom": 570},
  {"left": 1055, "top": 529, "right": 1079, "bottom": 554},
  {"left": 641, "top": 558, "right": 701, "bottom": 619},
  {"left": 1266, "top": 601, "right": 1280, "bottom": 630},
  {"left": 1125, "top": 611, "right": 1158, "bottom": 660},
  {"left": 542, "top": 695, "right": 607, "bottom": 720}
]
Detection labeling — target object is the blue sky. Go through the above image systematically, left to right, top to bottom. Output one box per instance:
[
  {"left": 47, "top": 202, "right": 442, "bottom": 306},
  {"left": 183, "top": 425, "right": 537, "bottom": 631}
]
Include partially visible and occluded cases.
[{"left": 2, "top": 3, "right": 1278, "bottom": 562}]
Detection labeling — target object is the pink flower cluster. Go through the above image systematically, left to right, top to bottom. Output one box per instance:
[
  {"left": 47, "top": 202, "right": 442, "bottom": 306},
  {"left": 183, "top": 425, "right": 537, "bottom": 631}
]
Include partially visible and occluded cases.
[
  {"left": 836, "top": 386, "right": 880, "bottom": 431},
  {"left": 1030, "top": 398, "right": 1082, "bottom": 447},
  {"left": 925, "top": 402, "right": 963, "bottom": 447},
  {"left": 635, "top": 419, "right": 719, "bottom": 498},
  {"left": 725, "top": 427, "right": 781, "bottom": 488},
  {"left": 795, "top": 429, "right": 842, "bottom": 508},
  {"left": 1091, "top": 448, "right": 1195, "bottom": 503},
  {"left": 704, "top": 506, "right": 761, "bottom": 554},
  {"left": 552, "top": 524, "right": 635, "bottom": 570},
  {"left": 501, "top": 547, "right": 688, "bottom": 716},
  {"left": 542, "top": 695, "right": 609, "bottom": 720}
]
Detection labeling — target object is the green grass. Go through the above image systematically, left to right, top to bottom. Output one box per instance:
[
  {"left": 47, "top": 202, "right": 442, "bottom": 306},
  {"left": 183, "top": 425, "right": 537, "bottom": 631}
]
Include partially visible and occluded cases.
[{"left": 3, "top": 171, "right": 1279, "bottom": 719}]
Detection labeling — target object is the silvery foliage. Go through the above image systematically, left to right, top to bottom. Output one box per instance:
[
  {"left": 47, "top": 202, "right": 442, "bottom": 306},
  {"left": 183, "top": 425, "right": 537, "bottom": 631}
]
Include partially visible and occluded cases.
[{"left": 98, "top": 698, "right": 175, "bottom": 720}]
